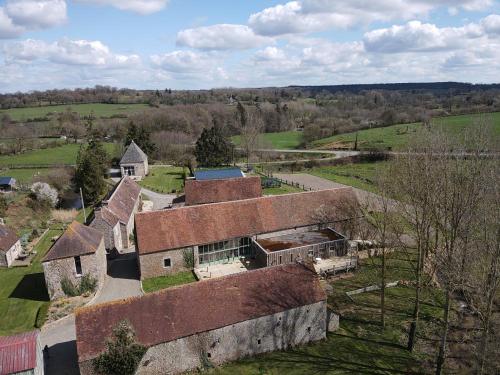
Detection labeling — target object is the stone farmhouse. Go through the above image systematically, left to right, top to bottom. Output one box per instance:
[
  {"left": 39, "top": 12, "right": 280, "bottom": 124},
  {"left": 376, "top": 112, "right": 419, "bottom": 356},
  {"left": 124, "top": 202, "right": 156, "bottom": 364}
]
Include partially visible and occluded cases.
[
  {"left": 119, "top": 141, "right": 149, "bottom": 180},
  {"left": 184, "top": 175, "right": 262, "bottom": 206},
  {"left": 91, "top": 176, "right": 141, "bottom": 253},
  {"left": 134, "top": 188, "right": 357, "bottom": 280},
  {"left": 42, "top": 221, "right": 106, "bottom": 300},
  {"left": 0, "top": 222, "right": 22, "bottom": 267},
  {"left": 76, "top": 263, "right": 328, "bottom": 375},
  {"left": 0, "top": 330, "right": 44, "bottom": 375}
]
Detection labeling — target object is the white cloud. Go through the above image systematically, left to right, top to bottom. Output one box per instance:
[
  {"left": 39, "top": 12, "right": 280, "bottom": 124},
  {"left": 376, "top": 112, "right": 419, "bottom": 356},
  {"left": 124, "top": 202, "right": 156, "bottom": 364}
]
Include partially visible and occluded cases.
[
  {"left": 0, "top": 0, "right": 67, "bottom": 38},
  {"left": 5, "top": 0, "right": 66, "bottom": 29},
  {"left": 76, "top": 0, "right": 169, "bottom": 15},
  {"left": 248, "top": 0, "right": 493, "bottom": 36},
  {"left": 481, "top": 14, "right": 500, "bottom": 35},
  {"left": 363, "top": 16, "right": 497, "bottom": 53},
  {"left": 176, "top": 24, "right": 273, "bottom": 50},
  {"left": 4, "top": 38, "right": 140, "bottom": 67},
  {"left": 254, "top": 47, "right": 287, "bottom": 61},
  {"left": 151, "top": 50, "right": 217, "bottom": 73}
]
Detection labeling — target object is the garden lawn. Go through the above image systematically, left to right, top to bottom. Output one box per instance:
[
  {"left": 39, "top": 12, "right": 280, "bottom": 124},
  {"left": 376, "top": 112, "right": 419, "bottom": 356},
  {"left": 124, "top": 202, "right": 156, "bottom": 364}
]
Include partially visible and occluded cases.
[
  {"left": 0, "top": 103, "right": 149, "bottom": 122},
  {"left": 313, "top": 112, "right": 500, "bottom": 151},
  {"left": 232, "top": 131, "right": 303, "bottom": 150},
  {"left": 0, "top": 142, "right": 115, "bottom": 167},
  {"left": 308, "top": 161, "right": 388, "bottom": 193},
  {"left": 139, "top": 166, "right": 185, "bottom": 193},
  {"left": 0, "top": 228, "right": 61, "bottom": 336},
  {"left": 213, "top": 251, "right": 447, "bottom": 374},
  {"left": 142, "top": 271, "right": 197, "bottom": 293}
]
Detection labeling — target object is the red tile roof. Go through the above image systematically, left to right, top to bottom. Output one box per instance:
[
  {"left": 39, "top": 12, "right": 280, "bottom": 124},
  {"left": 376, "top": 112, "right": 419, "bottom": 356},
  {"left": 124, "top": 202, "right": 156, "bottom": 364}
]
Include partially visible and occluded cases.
[
  {"left": 98, "top": 176, "right": 141, "bottom": 226},
  {"left": 185, "top": 176, "right": 262, "bottom": 206},
  {"left": 135, "top": 188, "right": 357, "bottom": 255},
  {"left": 43, "top": 221, "right": 103, "bottom": 262},
  {"left": 0, "top": 224, "right": 19, "bottom": 253},
  {"left": 75, "top": 263, "right": 325, "bottom": 362},
  {"left": 0, "top": 330, "right": 39, "bottom": 374}
]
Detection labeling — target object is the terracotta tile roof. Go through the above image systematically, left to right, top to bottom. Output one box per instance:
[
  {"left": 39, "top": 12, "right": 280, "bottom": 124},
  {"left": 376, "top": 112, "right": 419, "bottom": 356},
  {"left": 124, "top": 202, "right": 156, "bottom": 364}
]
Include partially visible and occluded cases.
[
  {"left": 120, "top": 141, "right": 148, "bottom": 164},
  {"left": 101, "top": 176, "right": 141, "bottom": 225},
  {"left": 185, "top": 176, "right": 262, "bottom": 206},
  {"left": 135, "top": 188, "right": 357, "bottom": 255},
  {"left": 43, "top": 221, "right": 103, "bottom": 262},
  {"left": 0, "top": 224, "right": 19, "bottom": 253},
  {"left": 75, "top": 263, "right": 326, "bottom": 362},
  {"left": 0, "top": 330, "right": 38, "bottom": 374}
]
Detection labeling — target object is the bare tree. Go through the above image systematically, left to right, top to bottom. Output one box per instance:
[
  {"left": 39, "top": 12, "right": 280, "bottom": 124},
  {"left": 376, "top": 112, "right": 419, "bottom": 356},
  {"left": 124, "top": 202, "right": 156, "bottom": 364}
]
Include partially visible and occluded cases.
[{"left": 240, "top": 111, "right": 264, "bottom": 167}]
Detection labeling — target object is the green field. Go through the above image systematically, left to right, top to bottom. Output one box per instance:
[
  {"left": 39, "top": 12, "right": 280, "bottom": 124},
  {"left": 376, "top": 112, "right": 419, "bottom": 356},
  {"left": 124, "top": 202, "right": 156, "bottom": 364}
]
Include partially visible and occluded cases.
[
  {"left": 0, "top": 103, "right": 149, "bottom": 122},
  {"left": 313, "top": 112, "right": 500, "bottom": 151},
  {"left": 232, "top": 131, "right": 303, "bottom": 150},
  {"left": 0, "top": 143, "right": 115, "bottom": 167},
  {"left": 309, "top": 161, "right": 388, "bottom": 193},
  {"left": 139, "top": 166, "right": 185, "bottom": 193},
  {"left": 0, "top": 168, "right": 51, "bottom": 184},
  {"left": 0, "top": 228, "right": 61, "bottom": 336},
  {"left": 214, "top": 252, "right": 447, "bottom": 374},
  {"left": 142, "top": 271, "right": 197, "bottom": 293}
]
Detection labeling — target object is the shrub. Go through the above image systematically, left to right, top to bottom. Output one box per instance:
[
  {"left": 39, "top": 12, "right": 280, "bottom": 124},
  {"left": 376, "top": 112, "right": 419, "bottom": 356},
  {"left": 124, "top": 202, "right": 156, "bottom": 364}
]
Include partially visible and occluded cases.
[
  {"left": 30, "top": 182, "right": 58, "bottom": 207},
  {"left": 183, "top": 249, "right": 195, "bottom": 269},
  {"left": 79, "top": 274, "right": 98, "bottom": 295},
  {"left": 61, "top": 277, "right": 78, "bottom": 297},
  {"left": 93, "top": 320, "right": 146, "bottom": 375}
]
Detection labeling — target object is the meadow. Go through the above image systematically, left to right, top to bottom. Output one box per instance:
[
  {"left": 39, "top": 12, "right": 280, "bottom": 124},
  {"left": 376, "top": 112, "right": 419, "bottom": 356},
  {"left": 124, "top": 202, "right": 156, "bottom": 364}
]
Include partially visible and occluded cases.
[
  {"left": 0, "top": 103, "right": 149, "bottom": 121},
  {"left": 313, "top": 112, "right": 500, "bottom": 151},
  {"left": 232, "top": 131, "right": 303, "bottom": 150},
  {"left": 0, "top": 142, "right": 116, "bottom": 167},
  {"left": 139, "top": 166, "right": 185, "bottom": 193}
]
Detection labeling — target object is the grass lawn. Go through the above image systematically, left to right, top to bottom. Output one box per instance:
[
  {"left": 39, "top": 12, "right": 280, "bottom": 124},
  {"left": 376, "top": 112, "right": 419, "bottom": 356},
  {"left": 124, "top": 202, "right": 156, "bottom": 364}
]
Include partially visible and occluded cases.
[
  {"left": 0, "top": 103, "right": 149, "bottom": 122},
  {"left": 313, "top": 112, "right": 500, "bottom": 151},
  {"left": 232, "top": 131, "right": 303, "bottom": 150},
  {"left": 0, "top": 142, "right": 115, "bottom": 167},
  {"left": 308, "top": 161, "right": 388, "bottom": 193},
  {"left": 139, "top": 166, "right": 185, "bottom": 193},
  {"left": 0, "top": 168, "right": 51, "bottom": 184},
  {"left": 262, "top": 184, "right": 304, "bottom": 195},
  {"left": 0, "top": 228, "right": 61, "bottom": 336},
  {"left": 214, "top": 252, "right": 447, "bottom": 374},
  {"left": 142, "top": 271, "right": 197, "bottom": 293}
]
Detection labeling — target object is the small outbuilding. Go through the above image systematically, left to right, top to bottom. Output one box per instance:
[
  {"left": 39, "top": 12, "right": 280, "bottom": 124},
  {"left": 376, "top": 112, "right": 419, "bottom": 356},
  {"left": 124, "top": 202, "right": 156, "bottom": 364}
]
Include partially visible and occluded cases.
[
  {"left": 120, "top": 141, "right": 149, "bottom": 180},
  {"left": 90, "top": 176, "right": 142, "bottom": 253},
  {"left": 0, "top": 177, "right": 16, "bottom": 192},
  {"left": 42, "top": 221, "right": 106, "bottom": 300},
  {"left": 0, "top": 223, "right": 22, "bottom": 267},
  {"left": 0, "top": 330, "right": 44, "bottom": 375}
]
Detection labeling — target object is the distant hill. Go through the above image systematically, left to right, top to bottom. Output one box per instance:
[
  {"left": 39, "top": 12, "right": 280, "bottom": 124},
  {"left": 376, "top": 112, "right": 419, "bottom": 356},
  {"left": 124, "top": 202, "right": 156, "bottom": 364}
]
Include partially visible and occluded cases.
[{"left": 287, "top": 82, "right": 500, "bottom": 94}]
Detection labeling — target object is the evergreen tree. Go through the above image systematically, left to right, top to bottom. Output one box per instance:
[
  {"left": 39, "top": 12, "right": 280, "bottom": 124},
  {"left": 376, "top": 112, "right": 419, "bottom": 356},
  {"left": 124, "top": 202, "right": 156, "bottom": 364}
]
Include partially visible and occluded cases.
[
  {"left": 124, "top": 122, "right": 156, "bottom": 156},
  {"left": 195, "top": 126, "right": 234, "bottom": 167},
  {"left": 75, "top": 137, "right": 109, "bottom": 205},
  {"left": 93, "top": 321, "right": 146, "bottom": 375}
]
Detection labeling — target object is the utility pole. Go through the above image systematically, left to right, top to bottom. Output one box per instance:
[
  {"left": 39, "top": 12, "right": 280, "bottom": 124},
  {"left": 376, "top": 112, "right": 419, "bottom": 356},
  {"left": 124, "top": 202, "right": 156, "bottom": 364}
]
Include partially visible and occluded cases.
[{"left": 79, "top": 188, "right": 87, "bottom": 224}]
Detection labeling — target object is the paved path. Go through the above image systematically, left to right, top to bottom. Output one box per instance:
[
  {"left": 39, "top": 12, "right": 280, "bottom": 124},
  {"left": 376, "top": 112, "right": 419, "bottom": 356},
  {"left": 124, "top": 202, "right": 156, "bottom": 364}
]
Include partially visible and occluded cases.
[
  {"left": 255, "top": 149, "right": 360, "bottom": 157},
  {"left": 274, "top": 173, "right": 388, "bottom": 209},
  {"left": 41, "top": 249, "right": 143, "bottom": 374}
]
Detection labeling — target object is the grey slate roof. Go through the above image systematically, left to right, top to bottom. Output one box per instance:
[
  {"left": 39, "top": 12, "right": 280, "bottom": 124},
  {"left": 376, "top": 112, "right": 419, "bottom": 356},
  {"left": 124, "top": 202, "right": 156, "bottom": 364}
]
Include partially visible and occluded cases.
[{"left": 120, "top": 141, "right": 148, "bottom": 164}]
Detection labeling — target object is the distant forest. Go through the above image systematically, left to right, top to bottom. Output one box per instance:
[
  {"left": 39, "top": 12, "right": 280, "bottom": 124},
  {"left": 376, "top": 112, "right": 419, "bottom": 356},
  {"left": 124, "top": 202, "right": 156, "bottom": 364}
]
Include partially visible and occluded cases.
[{"left": 1, "top": 82, "right": 499, "bottom": 162}]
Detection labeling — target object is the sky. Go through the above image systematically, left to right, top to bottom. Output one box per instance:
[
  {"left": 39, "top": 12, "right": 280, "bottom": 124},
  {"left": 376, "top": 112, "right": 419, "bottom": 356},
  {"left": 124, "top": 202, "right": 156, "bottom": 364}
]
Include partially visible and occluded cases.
[{"left": 0, "top": 0, "right": 499, "bottom": 92}]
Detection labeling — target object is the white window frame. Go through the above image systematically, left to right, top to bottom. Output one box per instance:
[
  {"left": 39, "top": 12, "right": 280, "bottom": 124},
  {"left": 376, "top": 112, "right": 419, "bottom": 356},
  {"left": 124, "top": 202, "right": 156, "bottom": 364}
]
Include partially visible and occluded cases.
[{"left": 163, "top": 258, "right": 172, "bottom": 268}]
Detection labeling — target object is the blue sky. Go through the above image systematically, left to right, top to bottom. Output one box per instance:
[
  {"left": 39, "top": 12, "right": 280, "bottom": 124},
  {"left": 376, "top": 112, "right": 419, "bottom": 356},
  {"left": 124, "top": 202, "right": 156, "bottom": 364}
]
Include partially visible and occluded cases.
[{"left": 0, "top": 0, "right": 499, "bottom": 92}]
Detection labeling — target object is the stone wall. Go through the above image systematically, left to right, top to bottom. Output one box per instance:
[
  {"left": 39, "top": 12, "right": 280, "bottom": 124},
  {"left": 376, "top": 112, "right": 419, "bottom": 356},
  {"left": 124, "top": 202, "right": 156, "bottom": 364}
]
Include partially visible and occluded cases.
[
  {"left": 121, "top": 162, "right": 147, "bottom": 180},
  {"left": 90, "top": 216, "right": 122, "bottom": 252},
  {"left": 43, "top": 239, "right": 107, "bottom": 300},
  {"left": 0, "top": 240, "right": 22, "bottom": 267},
  {"left": 139, "top": 247, "right": 193, "bottom": 280},
  {"left": 79, "top": 301, "right": 326, "bottom": 375}
]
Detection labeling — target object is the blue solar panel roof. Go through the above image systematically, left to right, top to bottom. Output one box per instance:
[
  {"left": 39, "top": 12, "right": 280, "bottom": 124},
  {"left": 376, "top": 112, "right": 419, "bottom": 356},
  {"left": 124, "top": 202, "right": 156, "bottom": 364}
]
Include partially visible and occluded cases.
[{"left": 194, "top": 168, "right": 244, "bottom": 181}]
